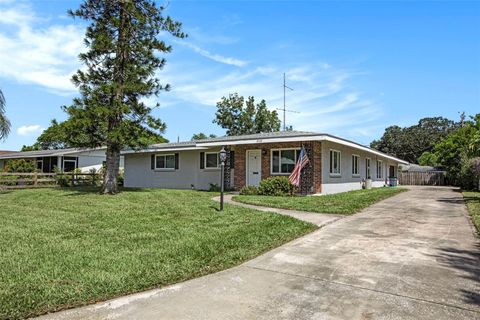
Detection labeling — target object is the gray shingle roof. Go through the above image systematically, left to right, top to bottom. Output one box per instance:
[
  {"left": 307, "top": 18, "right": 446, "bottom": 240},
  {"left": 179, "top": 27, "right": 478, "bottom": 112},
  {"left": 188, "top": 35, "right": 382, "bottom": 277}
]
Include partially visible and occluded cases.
[
  {"left": 148, "top": 131, "right": 319, "bottom": 149},
  {"left": 196, "top": 131, "right": 319, "bottom": 143},
  {"left": 149, "top": 141, "right": 197, "bottom": 149}
]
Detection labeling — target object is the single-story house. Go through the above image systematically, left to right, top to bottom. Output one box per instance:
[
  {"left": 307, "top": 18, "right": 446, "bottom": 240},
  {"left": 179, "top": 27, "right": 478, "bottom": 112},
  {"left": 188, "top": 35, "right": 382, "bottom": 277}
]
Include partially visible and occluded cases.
[
  {"left": 122, "top": 131, "right": 408, "bottom": 195},
  {"left": 0, "top": 148, "right": 124, "bottom": 173}
]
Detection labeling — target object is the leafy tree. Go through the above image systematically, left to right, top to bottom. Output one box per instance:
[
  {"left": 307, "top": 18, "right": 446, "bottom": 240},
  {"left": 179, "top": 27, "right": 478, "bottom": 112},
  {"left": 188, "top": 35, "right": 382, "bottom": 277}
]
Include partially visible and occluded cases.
[
  {"left": 64, "top": 0, "right": 185, "bottom": 194},
  {"left": 0, "top": 89, "right": 11, "bottom": 141},
  {"left": 213, "top": 93, "right": 281, "bottom": 136},
  {"left": 434, "top": 114, "right": 480, "bottom": 187},
  {"left": 371, "top": 117, "right": 458, "bottom": 163},
  {"left": 23, "top": 118, "right": 168, "bottom": 151},
  {"left": 36, "top": 120, "right": 72, "bottom": 150},
  {"left": 191, "top": 133, "right": 217, "bottom": 141},
  {"left": 21, "top": 144, "right": 40, "bottom": 152},
  {"left": 417, "top": 151, "right": 438, "bottom": 167}
]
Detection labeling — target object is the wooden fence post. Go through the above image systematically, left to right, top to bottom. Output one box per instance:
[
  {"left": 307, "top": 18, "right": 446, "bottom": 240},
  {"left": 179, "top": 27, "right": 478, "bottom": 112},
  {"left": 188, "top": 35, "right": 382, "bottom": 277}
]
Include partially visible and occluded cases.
[{"left": 33, "top": 172, "right": 38, "bottom": 187}]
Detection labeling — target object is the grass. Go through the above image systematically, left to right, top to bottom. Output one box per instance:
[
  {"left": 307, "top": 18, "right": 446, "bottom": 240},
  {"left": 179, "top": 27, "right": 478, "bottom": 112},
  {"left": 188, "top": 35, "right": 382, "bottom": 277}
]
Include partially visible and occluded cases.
[
  {"left": 0, "top": 187, "right": 316, "bottom": 319},
  {"left": 234, "top": 187, "right": 407, "bottom": 215},
  {"left": 463, "top": 191, "right": 480, "bottom": 234}
]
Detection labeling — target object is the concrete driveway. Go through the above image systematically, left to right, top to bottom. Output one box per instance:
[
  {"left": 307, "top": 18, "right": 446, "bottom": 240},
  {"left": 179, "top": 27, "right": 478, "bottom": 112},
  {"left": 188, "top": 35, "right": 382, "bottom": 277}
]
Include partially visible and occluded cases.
[{"left": 38, "top": 187, "right": 480, "bottom": 320}]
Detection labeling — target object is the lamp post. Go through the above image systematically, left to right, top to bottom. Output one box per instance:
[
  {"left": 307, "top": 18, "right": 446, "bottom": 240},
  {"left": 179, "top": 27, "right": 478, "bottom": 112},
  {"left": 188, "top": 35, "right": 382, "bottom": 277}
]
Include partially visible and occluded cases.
[{"left": 219, "top": 147, "right": 227, "bottom": 211}]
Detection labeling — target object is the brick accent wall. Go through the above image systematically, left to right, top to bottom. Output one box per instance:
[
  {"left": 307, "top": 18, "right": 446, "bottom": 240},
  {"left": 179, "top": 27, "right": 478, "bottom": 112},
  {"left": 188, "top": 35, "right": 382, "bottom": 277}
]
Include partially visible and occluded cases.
[{"left": 233, "top": 141, "right": 322, "bottom": 194}]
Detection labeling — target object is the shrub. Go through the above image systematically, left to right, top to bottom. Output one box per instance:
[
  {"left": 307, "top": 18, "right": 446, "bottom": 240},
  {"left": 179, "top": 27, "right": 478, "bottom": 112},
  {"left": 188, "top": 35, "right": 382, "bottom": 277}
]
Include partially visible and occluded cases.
[
  {"left": 459, "top": 157, "right": 480, "bottom": 190},
  {"left": 4, "top": 159, "right": 36, "bottom": 173},
  {"left": 53, "top": 166, "right": 69, "bottom": 187},
  {"left": 117, "top": 169, "right": 125, "bottom": 186},
  {"left": 258, "top": 176, "right": 295, "bottom": 196},
  {"left": 208, "top": 183, "right": 221, "bottom": 192},
  {"left": 240, "top": 185, "right": 258, "bottom": 195}
]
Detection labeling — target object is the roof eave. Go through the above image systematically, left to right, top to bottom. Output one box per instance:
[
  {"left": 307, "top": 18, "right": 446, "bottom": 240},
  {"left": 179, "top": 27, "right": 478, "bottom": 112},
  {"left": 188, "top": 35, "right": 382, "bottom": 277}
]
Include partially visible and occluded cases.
[{"left": 121, "top": 146, "right": 209, "bottom": 154}]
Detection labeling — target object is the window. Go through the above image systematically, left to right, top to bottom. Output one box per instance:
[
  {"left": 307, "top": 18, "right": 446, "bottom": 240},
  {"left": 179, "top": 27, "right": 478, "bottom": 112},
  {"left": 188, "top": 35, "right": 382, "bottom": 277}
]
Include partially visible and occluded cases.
[
  {"left": 271, "top": 149, "right": 301, "bottom": 174},
  {"left": 329, "top": 150, "right": 341, "bottom": 175},
  {"left": 205, "top": 152, "right": 219, "bottom": 168},
  {"left": 155, "top": 154, "right": 175, "bottom": 170},
  {"left": 352, "top": 155, "right": 359, "bottom": 176},
  {"left": 366, "top": 158, "right": 371, "bottom": 178},
  {"left": 36, "top": 159, "right": 43, "bottom": 171},
  {"left": 63, "top": 160, "right": 76, "bottom": 172},
  {"left": 376, "top": 160, "right": 383, "bottom": 179}
]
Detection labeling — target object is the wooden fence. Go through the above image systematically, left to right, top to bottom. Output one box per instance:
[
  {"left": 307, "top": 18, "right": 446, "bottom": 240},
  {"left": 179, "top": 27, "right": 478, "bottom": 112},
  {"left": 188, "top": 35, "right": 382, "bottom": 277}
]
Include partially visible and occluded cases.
[
  {"left": 398, "top": 171, "right": 447, "bottom": 186},
  {"left": 0, "top": 172, "right": 103, "bottom": 189}
]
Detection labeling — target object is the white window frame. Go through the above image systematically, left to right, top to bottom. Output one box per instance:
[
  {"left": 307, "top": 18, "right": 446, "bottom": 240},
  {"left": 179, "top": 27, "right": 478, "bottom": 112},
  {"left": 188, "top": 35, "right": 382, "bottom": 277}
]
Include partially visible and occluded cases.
[
  {"left": 270, "top": 148, "right": 301, "bottom": 175},
  {"left": 329, "top": 149, "right": 341, "bottom": 176},
  {"left": 205, "top": 152, "right": 220, "bottom": 169},
  {"left": 155, "top": 153, "right": 176, "bottom": 171},
  {"left": 352, "top": 154, "right": 360, "bottom": 177},
  {"left": 366, "top": 157, "right": 371, "bottom": 179},
  {"left": 63, "top": 159, "right": 77, "bottom": 172},
  {"left": 376, "top": 160, "right": 383, "bottom": 179}
]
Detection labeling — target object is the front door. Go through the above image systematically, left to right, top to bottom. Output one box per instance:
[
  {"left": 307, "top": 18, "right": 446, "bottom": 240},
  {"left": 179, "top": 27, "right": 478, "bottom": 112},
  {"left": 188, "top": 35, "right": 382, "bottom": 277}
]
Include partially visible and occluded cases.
[
  {"left": 246, "top": 150, "right": 262, "bottom": 187},
  {"left": 389, "top": 165, "right": 396, "bottom": 178}
]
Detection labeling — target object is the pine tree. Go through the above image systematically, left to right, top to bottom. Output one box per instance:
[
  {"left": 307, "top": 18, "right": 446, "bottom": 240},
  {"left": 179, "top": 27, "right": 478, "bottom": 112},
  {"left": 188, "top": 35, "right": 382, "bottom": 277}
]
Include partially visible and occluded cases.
[{"left": 66, "top": 0, "right": 185, "bottom": 194}]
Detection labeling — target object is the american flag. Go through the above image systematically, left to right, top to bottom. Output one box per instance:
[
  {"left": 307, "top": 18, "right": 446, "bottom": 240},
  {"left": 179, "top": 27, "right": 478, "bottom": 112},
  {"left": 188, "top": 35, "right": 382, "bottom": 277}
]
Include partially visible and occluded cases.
[{"left": 288, "top": 146, "right": 310, "bottom": 187}]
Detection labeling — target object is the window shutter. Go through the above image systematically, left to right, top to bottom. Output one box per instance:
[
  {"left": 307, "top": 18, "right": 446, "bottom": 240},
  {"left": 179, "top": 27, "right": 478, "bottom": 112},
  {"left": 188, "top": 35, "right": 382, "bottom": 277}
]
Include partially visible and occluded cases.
[
  {"left": 229, "top": 151, "right": 235, "bottom": 169},
  {"left": 200, "top": 152, "right": 205, "bottom": 169},
  {"left": 175, "top": 153, "right": 179, "bottom": 170},
  {"left": 151, "top": 154, "right": 155, "bottom": 170}
]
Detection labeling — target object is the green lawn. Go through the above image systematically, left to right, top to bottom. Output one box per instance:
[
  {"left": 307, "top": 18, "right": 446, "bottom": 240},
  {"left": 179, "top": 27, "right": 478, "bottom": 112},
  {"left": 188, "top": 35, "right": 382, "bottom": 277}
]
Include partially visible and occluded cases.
[
  {"left": 234, "top": 187, "right": 407, "bottom": 215},
  {"left": 0, "top": 188, "right": 316, "bottom": 319},
  {"left": 463, "top": 191, "right": 480, "bottom": 234}
]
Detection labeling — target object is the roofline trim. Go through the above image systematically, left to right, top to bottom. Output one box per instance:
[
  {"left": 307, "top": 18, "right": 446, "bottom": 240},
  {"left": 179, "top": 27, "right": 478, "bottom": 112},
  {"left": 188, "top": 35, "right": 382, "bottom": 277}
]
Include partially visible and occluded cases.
[
  {"left": 123, "top": 134, "right": 407, "bottom": 164},
  {"left": 121, "top": 146, "right": 209, "bottom": 154},
  {"left": 0, "top": 148, "right": 107, "bottom": 160}
]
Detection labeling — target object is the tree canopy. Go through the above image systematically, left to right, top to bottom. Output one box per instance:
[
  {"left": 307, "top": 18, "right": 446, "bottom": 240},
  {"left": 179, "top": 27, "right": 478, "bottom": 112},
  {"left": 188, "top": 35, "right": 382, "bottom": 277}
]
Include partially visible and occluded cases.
[
  {"left": 63, "top": 0, "right": 185, "bottom": 193},
  {"left": 213, "top": 93, "right": 281, "bottom": 136},
  {"left": 433, "top": 114, "right": 480, "bottom": 188},
  {"left": 371, "top": 117, "right": 458, "bottom": 163},
  {"left": 22, "top": 119, "right": 168, "bottom": 151},
  {"left": 191, "top": 133, "right": 217, "bottom": 141}
]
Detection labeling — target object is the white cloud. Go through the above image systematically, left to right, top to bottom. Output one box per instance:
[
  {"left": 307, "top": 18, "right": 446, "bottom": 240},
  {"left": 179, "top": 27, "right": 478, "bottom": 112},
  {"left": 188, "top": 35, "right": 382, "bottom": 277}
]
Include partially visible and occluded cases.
[
  {"left": 0, "top": 1, "right": 84, "bottom": 93},
  {"left": 179, "top": 42, "right": 248, "bottom": 67},
  {"left": 159, "top": 61, "right": 382, "bottom": 141},
  {"left": 17, "top": 124, "right": 44, "bottom": 136}
]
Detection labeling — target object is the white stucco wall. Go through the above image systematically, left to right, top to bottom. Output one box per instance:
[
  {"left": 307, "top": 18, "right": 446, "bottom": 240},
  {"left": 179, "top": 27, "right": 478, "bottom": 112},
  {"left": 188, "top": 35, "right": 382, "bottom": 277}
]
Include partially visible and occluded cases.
[
  {"left": 320, "top": 141, "right": 400, "bottom": 194},
  {"left": 76, "top": 150, "right": 124, "bottom": 172},
  {"left": 124, "top": 150, "right": 227, "bottom": 190}
]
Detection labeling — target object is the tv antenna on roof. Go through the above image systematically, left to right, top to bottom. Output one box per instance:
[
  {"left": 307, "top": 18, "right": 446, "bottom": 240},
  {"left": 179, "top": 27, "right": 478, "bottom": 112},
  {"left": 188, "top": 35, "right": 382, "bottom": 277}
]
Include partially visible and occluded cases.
[{"left": 276, "top": 73, "right": 299, "bottom": 131}]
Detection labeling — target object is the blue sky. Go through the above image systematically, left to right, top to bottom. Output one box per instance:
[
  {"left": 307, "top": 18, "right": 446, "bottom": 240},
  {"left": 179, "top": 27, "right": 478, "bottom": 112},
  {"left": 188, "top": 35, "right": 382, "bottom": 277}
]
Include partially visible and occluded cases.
[{"left": 0, "top": 0, "right": 479, "bottom": 150}]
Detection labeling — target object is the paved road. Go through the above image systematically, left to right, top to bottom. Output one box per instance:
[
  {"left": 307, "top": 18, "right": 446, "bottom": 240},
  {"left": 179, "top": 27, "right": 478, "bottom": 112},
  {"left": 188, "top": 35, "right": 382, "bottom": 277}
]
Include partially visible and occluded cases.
[{"left": 38, "top": 187, "right": 480, "bottom": 320}]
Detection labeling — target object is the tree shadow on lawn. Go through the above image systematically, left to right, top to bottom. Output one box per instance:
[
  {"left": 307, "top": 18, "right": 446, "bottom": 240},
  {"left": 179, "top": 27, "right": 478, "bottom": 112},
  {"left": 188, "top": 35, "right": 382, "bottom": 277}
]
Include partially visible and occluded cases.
[
  {"left": 59, "top": 186, "right": 156, "bottom": 196},
  {"left": 429, "top": 243, "right": 480, "bottom": 307}
]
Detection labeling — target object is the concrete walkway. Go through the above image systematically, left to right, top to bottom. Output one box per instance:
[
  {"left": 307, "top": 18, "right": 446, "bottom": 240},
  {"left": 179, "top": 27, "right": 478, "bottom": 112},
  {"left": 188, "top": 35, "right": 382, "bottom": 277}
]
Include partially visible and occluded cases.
[
  {"left": 37, "top": 187, "right": 480, "bottom": 320},
  {"left": 212, "top": 194, "right": 344, "bottom": 227}
]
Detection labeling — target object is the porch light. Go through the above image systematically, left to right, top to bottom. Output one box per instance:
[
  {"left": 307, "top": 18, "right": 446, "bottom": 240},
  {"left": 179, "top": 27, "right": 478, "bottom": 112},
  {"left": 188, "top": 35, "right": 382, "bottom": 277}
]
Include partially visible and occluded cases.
[
  {"left": 219, "top": 147, "right": 227, "bottom": 211},
  {"left": 219, "top": 147, "right": 227, "bottom": 164}
]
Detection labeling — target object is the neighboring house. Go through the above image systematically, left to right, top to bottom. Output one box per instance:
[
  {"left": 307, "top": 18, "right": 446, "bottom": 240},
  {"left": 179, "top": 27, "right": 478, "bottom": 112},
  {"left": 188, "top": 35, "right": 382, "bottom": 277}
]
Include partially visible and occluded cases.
[
  {"left": 123, "top": 131, "right": 408, "bottom": 195},
  {"left": 0, "top": 148, "right": 124, "bottom": 173},
  {"left": 0, "top": 150, "right": 15, "bottom": 170}
]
